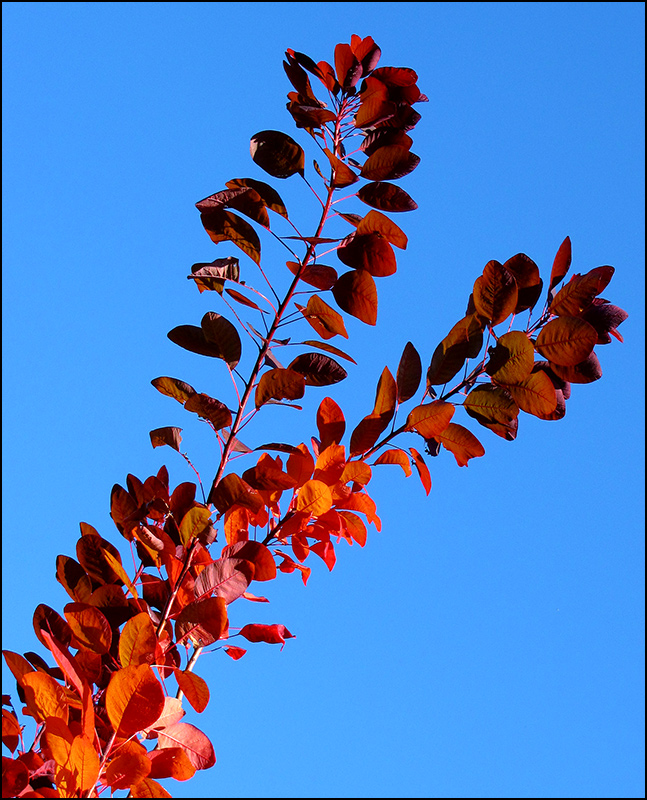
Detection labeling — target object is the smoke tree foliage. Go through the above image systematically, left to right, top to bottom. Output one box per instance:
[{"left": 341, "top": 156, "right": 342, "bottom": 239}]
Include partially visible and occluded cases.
[{"left": 2, "top": 35, "right": 628, "bottom": 798}]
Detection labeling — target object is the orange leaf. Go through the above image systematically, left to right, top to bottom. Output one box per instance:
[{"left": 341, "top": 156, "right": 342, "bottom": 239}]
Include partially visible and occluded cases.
[
  {"left": 360, "top": 145, "right": 420, "bottom": 181},
  {"left": 322, "top": 147, "right": 359, "bottom": 188},
  {"left": 297, "top": 295, "right": 348, "bottom": 339},
  {"left": 151, "top": 376, "right": 197, "bottom": 404},
  {"left": 317, "top": 396, "right": 346, "bottom": 450},
  {"left": 406, "top": 400, "right": 455, "bottom": 438},
  {"left": 436, "top": 423, "right": 485, "bottom": 467},
  {"left": 409, "top": 447, "right": 432, "bottom": 495},
  {"left": 373, "top": 449, "right": 412, "bottom": 476},
  {"left": 296, "top": 480, "right": 333, "bottom": 516},
  {"left": 338, "top": 511, "right": 368, "bottom": 547},
  {"left": 119, "top": 613, "right": 157, "bottom": 668},
  {"left": 105, "top": 665, "right": 165, "bottom": 739},
  {"left": 174, "top": 670, "right": 210, "bottom": 713},
  {"left": 22, "top": 672, "right": 69, "bottom": 725},
  {"left": 69, "top": 735, "right": 100, "bottom": 793},
  {"left": 130, "top": 777, "right": 173, "bottom": 798}
]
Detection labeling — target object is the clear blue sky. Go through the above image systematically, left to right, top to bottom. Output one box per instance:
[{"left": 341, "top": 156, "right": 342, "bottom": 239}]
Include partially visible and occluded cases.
[{"left": 3, "top": 3, "right": 644, "bottom": 798}]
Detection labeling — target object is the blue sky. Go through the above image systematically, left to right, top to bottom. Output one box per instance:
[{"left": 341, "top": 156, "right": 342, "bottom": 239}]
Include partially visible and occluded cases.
[{"left": 3, "top": 3, "right": 644, "bottom": 798}]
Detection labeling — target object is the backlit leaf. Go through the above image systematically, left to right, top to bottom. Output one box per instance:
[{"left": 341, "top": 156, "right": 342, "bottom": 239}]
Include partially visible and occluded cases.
[
  {"left": 334, "top": 42, "right": 362, "bottom": 89},
  {"left": 361, "top": 129, "right": 413, "bottom": 157},
  {"left": 250, "top": 130, "right": 305, "bottom": 178},
  {"left": 225, "top": 178, "right": 289, "bottom": 218},
  {"left": 357, "top": 181, "right": 418, "bottom": 212},
  {"left": 200, "top": 208, "right": 261, "bottom": 265},
  {"left": 502, "top": 253, "right": 543, "bottom": 312},
  {"left": 473, "top": 260, "right": 518, "bottom": 325},
  {"left": 332, "top": 269, "right": 378, "bottom": 325},
  {"left": 225, "top": 287, "right": 264, "bottom": 311},
  {"left": 581, "top": 298, "right": 628, "bottom": 344},
  {"left": 200, "top": 312, "right": 242, "bottom": 368},
  {"left": 535, "top": 316, "right": 598, "bottom": 366},
  {"left": 396, "top": 341, "right": 422, "bottom": 402},
  {"left": 255, "top": 368, "right": 306, "bottom": 407},
  {"left": 317, "top": 396, "right": 346, "bottom": 450},
  {"left": 406, "top": 401, "right": 455, "bottom": 438},
  {"left": 349, "top": 415, "right": 388, "bottom": 456},
  {"left": 436, "top": 423, "right": 485, "bottom": 467},
  {"left": 409, "top": 447, "right": 431, "bottom": 495},
  {"left": 373, "top": 449, "right": 412, "bottom": 476},
  {"left": 210, "top": 473, "right": 264, "bottom": 515},
  {"left": 296, "top": 480, "right": 333, "bottom": 515},
  {"left": 179, "top": 506, "right": 213, "bottom": 547},
  {"left": 338, "top": 510, "right": 367, "bottom": 547},
  {"left": 221, "top": 541, "right": 277, "bottom": 582},
  {"left": 194, "top": 559, "right": 253, "bottom": 605},
  {"left": 175, "top": 596, "right": 229, "bottom": 646},
  {"left": 64, "top": 603, "right": 112, "bottom": 655},
  {"left": 119, "top": 613, "right": 156, "bottom": 668},
  {"left": 239, "top": 623, "right": 295, "bottom": 648},
  {"left": 105, "top": 665, "right": 165, "bottom": 739},
  {"left": 174, "top": 670, "right": 210, "bottom": 714},
  {"left": 21, "top": 672, "right": 68, "bottom": 725},
  {"left": 157, "top": 721, "right": 216, "bottom": 770}
]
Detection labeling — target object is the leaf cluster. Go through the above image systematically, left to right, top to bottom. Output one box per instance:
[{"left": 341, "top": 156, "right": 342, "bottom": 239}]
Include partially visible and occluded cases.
[{"left": 2, "top": 34, "right": 627, "bottom": 799}]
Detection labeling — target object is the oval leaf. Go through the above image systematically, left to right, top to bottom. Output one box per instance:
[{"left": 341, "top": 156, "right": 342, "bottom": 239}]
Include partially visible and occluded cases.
[
  {"left": 250, "top": 130, "right": 304, "bottom": 178},
  {"left": 332, "top": 270, "right": 378, "bottom": 325},
  {"left": 535, "top": 316, "right": 598, "bottom": 367}
]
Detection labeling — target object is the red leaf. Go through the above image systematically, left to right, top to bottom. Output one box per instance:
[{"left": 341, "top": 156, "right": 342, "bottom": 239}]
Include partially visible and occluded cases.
[{"left": 238, "top": 623, "right": 295, "bottom": 649}]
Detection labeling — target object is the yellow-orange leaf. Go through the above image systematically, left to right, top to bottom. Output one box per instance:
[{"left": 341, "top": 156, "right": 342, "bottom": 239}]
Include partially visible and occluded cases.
[
  {"left": 406, "top": 401, "right": 455, "bottom": 438},
  {"left": 436, "top": 423, "right": 485, "bottom": 467},
  {"left": 373, "top": 449, "right": 412, "bottom": 476},
  {"left": 340, "top": 461, "right": 372, "bottom": 486},
  {"left": 296, "top": 480, "right": 333, "bottom": 516},
  {"left": 179, "top": 506, "right": 213, "bottom": 547},
  {"left": 119, "top": 613, "right": 157, "bottom": 668},
  {"left": 105, "top": 665, "right": 165, "bottom": 739},
  {"left": 22, "top": 672, "right": 69, "bottom": 724},
  {"left": 70, "top": 735, "right": 100, "bottom": 793}
]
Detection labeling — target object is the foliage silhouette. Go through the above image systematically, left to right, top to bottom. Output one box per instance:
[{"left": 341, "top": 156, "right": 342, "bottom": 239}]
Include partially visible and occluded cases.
[{"left": 2, "top": 35, "right": 627, "bottom": 798}]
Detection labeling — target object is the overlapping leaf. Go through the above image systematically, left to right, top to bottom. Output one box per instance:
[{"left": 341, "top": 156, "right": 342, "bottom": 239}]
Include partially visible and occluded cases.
[{"left": 332, "top": 269, "right": 378, "bottom": 325}]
